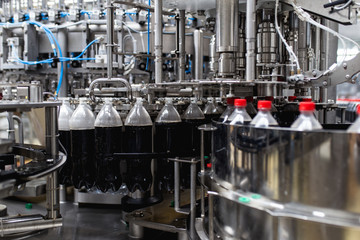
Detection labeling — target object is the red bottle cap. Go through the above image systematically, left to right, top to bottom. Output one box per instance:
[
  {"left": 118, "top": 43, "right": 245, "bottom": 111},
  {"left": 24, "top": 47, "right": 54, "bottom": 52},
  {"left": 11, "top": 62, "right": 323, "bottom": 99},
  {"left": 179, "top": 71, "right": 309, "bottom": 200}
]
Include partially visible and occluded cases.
[
  {"left": 226, "top": 98, "right": 235, "bottom": 105},
  {"left": 234, "top": 99, "right": 247, "bottom": 107},
  {"left": 258, "top": 100, "right": 272, "bottom": 110},
  {"left": 299, "top": 102, "right": 315, "bottom": 111},
  {"left": 357, "top": 105, "right": 360, "bottom": 115},
  {"left": 206, "top": 163, "right": 212, "bottom": 168}
]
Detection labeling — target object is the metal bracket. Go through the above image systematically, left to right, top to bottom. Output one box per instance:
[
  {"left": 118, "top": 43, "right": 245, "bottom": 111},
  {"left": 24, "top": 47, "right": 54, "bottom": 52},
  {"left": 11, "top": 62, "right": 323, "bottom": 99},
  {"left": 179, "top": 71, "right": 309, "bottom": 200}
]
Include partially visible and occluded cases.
[{"left": 306, "top": 53, "right": 360, "bottom": 87}]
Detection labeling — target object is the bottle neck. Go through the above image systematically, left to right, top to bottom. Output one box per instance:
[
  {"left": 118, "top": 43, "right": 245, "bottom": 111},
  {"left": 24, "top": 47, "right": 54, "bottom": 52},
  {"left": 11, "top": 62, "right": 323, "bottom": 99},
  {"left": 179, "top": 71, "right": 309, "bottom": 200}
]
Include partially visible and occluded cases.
[
  {"left": 259, "top": 108, "right": 271, "bottom": 113},
  {"left": 300, "top": 110, "right": 314, "bottom": 116}
]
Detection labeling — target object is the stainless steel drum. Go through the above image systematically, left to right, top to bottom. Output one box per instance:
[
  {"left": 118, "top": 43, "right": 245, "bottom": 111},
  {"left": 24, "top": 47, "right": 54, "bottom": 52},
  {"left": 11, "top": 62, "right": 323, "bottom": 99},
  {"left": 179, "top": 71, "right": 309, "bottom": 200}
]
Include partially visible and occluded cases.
[{"left": 201, "top": 122, "right": 360, "bottom": 240}]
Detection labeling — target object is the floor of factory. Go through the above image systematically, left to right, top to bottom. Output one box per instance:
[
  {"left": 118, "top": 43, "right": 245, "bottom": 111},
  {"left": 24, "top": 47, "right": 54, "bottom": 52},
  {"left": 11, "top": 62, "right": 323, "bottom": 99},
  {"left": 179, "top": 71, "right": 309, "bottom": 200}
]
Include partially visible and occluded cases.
[{"left": 0, "top": 194, "right": 182, "bottom": 240}]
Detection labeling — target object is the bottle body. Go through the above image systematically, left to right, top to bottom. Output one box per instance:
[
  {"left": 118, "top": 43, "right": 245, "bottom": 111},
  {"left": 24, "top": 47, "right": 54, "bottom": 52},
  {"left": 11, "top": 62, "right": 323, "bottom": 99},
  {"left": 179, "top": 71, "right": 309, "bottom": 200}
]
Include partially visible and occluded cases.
[
  {"left": 124, "top": 98, "right": 153, "bottom": 194},
  {"left": 204, "top": 98, "right": 220, "bottom": 122},
  {"left": 69, "top": 99, "right": 96, "bottom": 189},
  {"left": 154, "top": 99, "right": 182, "bottom": 192},
  {"left": 58, "top": 100, "right": 74, "bottom": 186},
  {"left": 94, "top": 100, "right": 123, "bottom": 192},
  {"left": 219, "top": 105, "right": 234, "bottom": 123},
  {"left": 229, "top": 107, "right": 252, "bottom": 125},
  {"left": 250, "top": 110, "right": 278, "bottom": 127},
  {"left": 291, "top": 112, "right": 322, "bottom": 130},
  {"left": 347, "top": 116, "right": 360, "bottom": 133},
  {"left": 155, "top": 122, "right": 182, "bottom": 192},
  {"left": 123, "top": 125, "right": 153, "bottom": 193},
  {"left": 95, "top": 126, "right": 122, "bottom": 192},
  {"left": 71, "top": 129, "right": 96, "bottom": 189},
  {"left": 59, "top": 130, "right": 72, "bottom": 185}
]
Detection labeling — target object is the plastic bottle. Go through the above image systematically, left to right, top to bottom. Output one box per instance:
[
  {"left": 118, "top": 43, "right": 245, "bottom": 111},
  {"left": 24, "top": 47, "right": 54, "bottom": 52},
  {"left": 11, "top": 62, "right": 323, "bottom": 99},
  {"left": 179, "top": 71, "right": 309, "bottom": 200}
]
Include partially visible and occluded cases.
[
  {"left": 183, "top": 97, "right": 206, "bottom": 156},
  {"left": 203, "top": 97, "right": 220, "bottom": 122},
  {"left": 215, "top": 97, "right": 225, "bottom": 115},
  {"left": 58, "top": 98, "right": 74, "bottom": 186},
  {"left": 69, "top": 98, "right": 96, "bottom": 189},
  {"left": 124, "top": 98, "right": 153, "bottom": 194},
  {"left": 155, "top": 98, "right": 182, "bottom": 192},
  {"left": 182, "top": 98, "right": 206, "bottom": 188},
  {"left": 219, "top": 98, "right": 235, "bottom": 123},
  {"left": 94, "top": 99, "right": 123, "bottom": 192},
  {"left": 229, "top": 99, "right": 252, "bottom": 125},
  {"left": 250, "top": 100, "right": 279, "bottom": 127},
  {"left": 291, "top": 102, "right": 322, "bottom": 130},
  {"left": 347, "top": 105, "right": 360, "bottom": 133}
]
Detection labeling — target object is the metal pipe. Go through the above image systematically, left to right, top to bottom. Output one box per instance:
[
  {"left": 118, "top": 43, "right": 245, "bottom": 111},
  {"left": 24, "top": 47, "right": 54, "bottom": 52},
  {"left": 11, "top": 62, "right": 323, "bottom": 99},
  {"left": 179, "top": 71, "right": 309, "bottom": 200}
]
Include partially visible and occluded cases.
[
  {"left": 41, "top": 0, "right": 47, "bottom": 9},
  {"left": 58, "top": 0, "right": 65, "bottom": 9},
  {"left": 106, "top": 0, "right": 114, "bottom": 79},
  {"left": 154, "top": 0, "right": 163, "bottom": 84},
  {"left": 216, "top": 0, "right": 239, "bottom": 52},
  {"left": 216, "top": 0, "right": 238, "bottom": 78},
  {"left": 246, "top": 0, "right": 257, "bottom": 82},
  {"left": 178, "top": 10, "right": 186, "bottom": 81},
  {"left": 315, "top": 18, "right": 321, "bottom": 70},
  {"left": 57, "top": 28, "right": 68, "bottom": 97},
  {"left": 194, "top": 30, "right": 204, "bottom": 80},
  {"left": 88, "top": 78, "right": 133, "bottom": 102},
  {"left": 45, "top": 107, "right": 60, "bottom": 220},
  {"left": 6, "top": 113, "right": 15, "bottom": 141},
  {"left": 12, "top": 115, "right": 24, "bottom": 166},
  {"left": 200, "top": 129, "right": 205, "bottom": 218},
  {"left": 174, "top": 160, "right": 181, "bottom": 212},
  {"left": 190, "top": 160, "right": 196, "bottom": 239},
  {"left": 208, "top": 194, "right": 214, "bottom": 240},
  {"left": 0, "top": 218, "right": 62, "bottom": 236}
]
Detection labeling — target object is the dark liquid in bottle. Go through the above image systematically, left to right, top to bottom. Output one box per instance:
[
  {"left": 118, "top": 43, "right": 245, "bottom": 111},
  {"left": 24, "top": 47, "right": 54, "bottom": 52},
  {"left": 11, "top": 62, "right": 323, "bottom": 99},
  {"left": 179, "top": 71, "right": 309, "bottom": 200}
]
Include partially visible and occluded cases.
[
  {"left": 204, "top": 113, "right": 220, "bottom": 123},
  {"left": 181, "top": 119, "right": 206, "bottom": 188},
  {"left": 183, "top": 119, "right": 206, "bottom": 156},
  {"left": 154, "top": 122, "right": 182, "bottom": 192},
  {"left": 123, "top": 125, "right": 153, "bottom": 193},
  {"left": 95, "top": 126, "right": 122, "bottom": 192},
  {"left": 71, "top": 129, "right": 96, "bottom": 189},
  {"left": 59, "top": 130, "right": 72, "bottom": 185}
]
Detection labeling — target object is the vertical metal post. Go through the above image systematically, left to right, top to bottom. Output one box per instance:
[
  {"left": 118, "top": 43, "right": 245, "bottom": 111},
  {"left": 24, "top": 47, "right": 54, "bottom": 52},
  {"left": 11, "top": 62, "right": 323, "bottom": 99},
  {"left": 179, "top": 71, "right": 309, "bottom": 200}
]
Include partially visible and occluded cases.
[
  {"left": 27, "top": 0, "right": 32, "bottom": 10},
  {"left": 41, "top": 0, "right": 47, "bottom": 9},
  {"left": 58, "top": 0, "right": 65, "bottom": 9},
  {"left": 77, "top": 0, "right": 83, "bottom": 8},
  {"left": 106, "top": 0, "right": 114, "bottom": 79},
  {"left": 154, "top": 0, "right": 163, "bottom": 83},
  {"left": 246, "top": 0, "right": 257, "bottom": 82},
  {"left": 178, "top": 10, "right": 186, "bottom": 81},
  {"left": 315, "top": 18, "right": 321, "bottom": 70},
  {"left": 57, "top": 29, "right": 68, "bottom": 97},
  {"left": 194, "top": 30, "right": 204, "bottom": 80},
  {"left": 45, "top": 107, "right": 60, "bottom": 219},
  {"left": 7, "top": 112, "right": 15, "bottom": 141},
  {"left": 12, "top": 115, "right": 24, "bottom": 166},
  {"left": 200, "top": 129, "right": 205, "bottom": 218},
  {"left": 174, "top": 160, "right": 180, "bottom": 212},
  {"left": 190, "top": 160, "right": 196, "bottom": 240},
  {"left": 208, "top": 194, "right": 214, "bottom": 240}
]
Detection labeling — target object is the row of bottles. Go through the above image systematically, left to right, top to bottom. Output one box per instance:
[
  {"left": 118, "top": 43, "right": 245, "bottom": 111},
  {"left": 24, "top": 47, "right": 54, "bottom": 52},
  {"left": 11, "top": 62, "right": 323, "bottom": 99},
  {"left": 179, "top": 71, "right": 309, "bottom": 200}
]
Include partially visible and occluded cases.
[
  {"left": 60, "top": 96, "right": 343, "bottom": 195},
  {"left": 58, "top": 97, "right": 213, "bottom": 194},
  {"left": 221, "top": 99, "right": 323, "bottom": 130}
]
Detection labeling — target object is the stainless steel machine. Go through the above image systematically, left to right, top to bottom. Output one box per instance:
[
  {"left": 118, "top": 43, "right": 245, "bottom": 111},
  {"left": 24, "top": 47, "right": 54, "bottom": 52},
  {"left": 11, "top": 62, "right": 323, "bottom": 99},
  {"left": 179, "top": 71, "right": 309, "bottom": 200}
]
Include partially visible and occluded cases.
[{"left": 0, "top": 0, "right": 360, "bottom": 239}]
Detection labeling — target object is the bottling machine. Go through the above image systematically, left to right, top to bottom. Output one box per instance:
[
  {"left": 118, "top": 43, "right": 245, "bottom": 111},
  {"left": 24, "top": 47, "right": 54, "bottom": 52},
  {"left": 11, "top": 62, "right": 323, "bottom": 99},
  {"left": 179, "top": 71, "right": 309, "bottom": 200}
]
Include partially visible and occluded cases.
[{"left": 0, "top": 0, "right": 359, "bottom": 239}]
